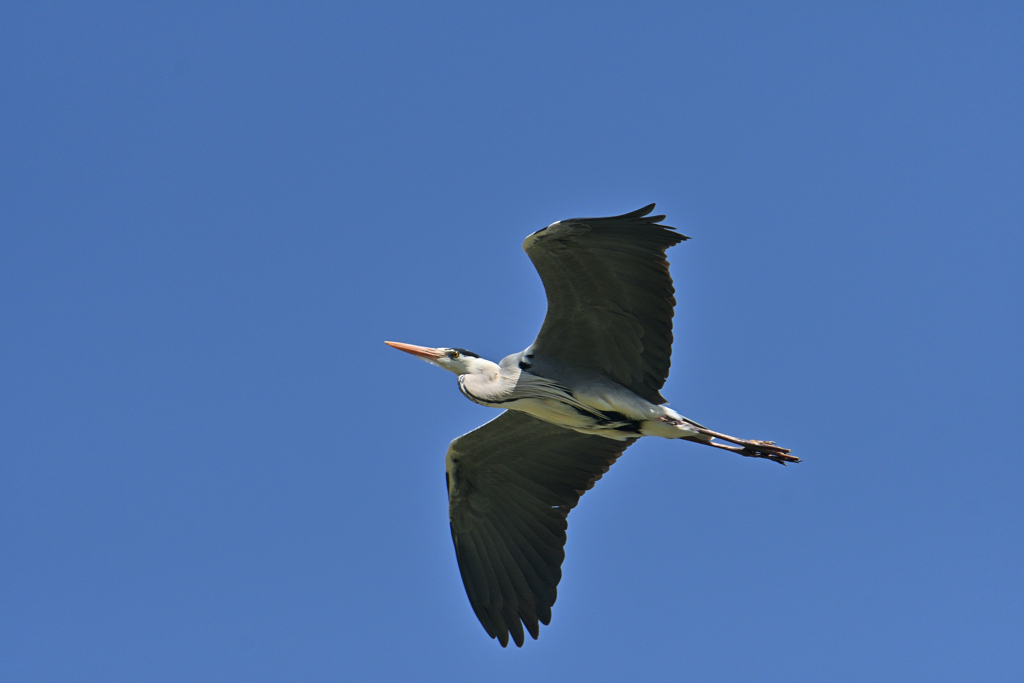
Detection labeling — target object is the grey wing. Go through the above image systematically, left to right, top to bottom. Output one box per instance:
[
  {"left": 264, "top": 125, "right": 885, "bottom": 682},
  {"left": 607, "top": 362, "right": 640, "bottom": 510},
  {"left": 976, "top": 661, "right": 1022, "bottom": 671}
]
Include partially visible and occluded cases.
[
  {"left": 522, "top": 204, "right": 688, "bottom": 404},
  {"left": 446, "top": 410, "right": 636, "bottom": 647}
]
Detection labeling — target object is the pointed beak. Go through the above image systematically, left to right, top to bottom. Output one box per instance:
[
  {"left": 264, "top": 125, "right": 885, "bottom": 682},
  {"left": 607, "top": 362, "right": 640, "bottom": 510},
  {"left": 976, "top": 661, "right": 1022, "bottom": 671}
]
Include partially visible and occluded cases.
[{"left": 385, "top": 341, "right": 445, "bottom": 361}]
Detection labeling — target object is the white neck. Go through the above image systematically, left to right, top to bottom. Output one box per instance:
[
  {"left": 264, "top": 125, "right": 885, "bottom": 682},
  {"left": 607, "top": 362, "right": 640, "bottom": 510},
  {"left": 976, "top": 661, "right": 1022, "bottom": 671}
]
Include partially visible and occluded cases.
[{"left": 461, "top": 357, "right": 500, "bottom": 378}]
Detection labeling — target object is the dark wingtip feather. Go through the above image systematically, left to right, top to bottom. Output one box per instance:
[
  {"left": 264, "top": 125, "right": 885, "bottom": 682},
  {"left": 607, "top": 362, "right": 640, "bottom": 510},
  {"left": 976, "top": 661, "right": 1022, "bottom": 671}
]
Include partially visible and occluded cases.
[
  {"left": 625, "top": 203, "right": 656, "bottom": 218},
  {"left": 568, "top": 204, "right": 657, "bottom": 224},
  {"left": 594, "top": 204, "right": 691, "bottom": 242},
  {"left": 607, "top": 204, "right": 659, "bottom": 222},
  {"left": 509, "top": 615, "right": 525, "bottom": 647},
  {"left": 524, "top": 615, "right": 540, "bottom": 640}
]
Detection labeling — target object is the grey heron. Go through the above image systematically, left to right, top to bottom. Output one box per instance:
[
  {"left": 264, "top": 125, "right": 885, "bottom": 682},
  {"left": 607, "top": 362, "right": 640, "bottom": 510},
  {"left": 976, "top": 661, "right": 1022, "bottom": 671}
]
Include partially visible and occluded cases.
[{"left": 386, "top": 204, "right": 796, "bottom": 647}]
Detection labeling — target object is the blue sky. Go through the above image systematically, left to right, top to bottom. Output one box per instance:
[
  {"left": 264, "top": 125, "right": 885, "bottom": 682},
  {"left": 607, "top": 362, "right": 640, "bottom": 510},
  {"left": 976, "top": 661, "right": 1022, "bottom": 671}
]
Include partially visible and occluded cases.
[{"left": 2, "top": 2, "right": 1022, "bottom": 681}]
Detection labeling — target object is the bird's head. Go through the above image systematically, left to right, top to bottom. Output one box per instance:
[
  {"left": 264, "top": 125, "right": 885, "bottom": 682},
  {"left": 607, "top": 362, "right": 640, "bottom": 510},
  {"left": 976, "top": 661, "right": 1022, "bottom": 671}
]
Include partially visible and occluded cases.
[{"left": 385, "top": 341, "right": 490, "bottom": 376}]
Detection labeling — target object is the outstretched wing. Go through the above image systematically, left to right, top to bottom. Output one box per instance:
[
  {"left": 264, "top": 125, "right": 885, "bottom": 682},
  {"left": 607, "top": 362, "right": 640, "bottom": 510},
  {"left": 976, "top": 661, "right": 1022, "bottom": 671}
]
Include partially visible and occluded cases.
[
  {"left": 522, "top": 204, "right": 688, "bottom": 404},
  {"left": 446, "top": 411, "right": 636, "bottom": 647}
]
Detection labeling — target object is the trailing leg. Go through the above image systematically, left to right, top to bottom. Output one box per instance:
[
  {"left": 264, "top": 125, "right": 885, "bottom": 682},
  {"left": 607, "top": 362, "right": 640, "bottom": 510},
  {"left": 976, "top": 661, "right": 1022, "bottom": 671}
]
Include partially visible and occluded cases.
[{"left": 688, "top": 426, "right": 799, "bottom": 465}]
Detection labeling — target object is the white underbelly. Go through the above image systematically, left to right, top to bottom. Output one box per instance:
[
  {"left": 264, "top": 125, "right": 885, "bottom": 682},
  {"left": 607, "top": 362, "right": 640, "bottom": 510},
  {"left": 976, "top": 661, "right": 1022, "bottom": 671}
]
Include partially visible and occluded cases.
[
  {"left": 576, "top": 391, "right": 667, "bottom": 421},
  {"left": 503, "top": 393, "right": 703, "bottom": 442},
  {"left": 502, "top": 397, "right": 598, "bottom": 429}
]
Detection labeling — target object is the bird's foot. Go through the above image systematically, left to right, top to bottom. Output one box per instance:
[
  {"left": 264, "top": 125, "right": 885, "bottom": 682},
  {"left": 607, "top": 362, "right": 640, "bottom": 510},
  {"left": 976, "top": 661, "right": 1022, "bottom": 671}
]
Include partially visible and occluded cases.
[
  {"left": 694, "top": 427, "right": 799, "bottom": 465},
  {"left": 736, "top": 440, "right": 800, "bottom": 465}
]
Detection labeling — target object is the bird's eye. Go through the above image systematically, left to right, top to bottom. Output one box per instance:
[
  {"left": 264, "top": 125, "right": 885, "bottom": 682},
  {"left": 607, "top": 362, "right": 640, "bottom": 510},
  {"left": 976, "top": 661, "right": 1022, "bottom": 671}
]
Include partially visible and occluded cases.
[{"left": 449, "top": 350, "right": 460, "bottom": 359}]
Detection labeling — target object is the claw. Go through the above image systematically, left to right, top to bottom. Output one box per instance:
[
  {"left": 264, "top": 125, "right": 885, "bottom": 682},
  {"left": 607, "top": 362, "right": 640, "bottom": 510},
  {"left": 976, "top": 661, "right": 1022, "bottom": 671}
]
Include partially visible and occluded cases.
[{"left": 739, "top": 444, "right": 800, "bottom": 465}]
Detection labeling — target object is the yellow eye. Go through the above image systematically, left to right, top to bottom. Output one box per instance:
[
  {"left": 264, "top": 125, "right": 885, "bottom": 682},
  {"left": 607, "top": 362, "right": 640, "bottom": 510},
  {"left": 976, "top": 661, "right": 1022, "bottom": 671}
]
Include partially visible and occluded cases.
[{"left": 449, "top": 350, "right": 460, "bottom": 359}]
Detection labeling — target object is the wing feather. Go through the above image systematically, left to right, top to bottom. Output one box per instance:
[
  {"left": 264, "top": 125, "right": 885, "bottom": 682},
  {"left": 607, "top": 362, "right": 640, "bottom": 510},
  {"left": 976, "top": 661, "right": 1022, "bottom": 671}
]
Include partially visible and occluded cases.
[
  {"left": 522, "top": 204, "right": 688, "bottom": 404},
  {"left": 446, "top": 411, "right": 635, "bottom": 647}
]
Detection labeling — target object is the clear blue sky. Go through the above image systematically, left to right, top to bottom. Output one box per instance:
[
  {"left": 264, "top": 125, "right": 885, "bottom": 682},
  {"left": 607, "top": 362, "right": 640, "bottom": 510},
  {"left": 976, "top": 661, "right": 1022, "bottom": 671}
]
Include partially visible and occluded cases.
[{"left": 2, "top": 2, "right": 1022, "bottom": 681}]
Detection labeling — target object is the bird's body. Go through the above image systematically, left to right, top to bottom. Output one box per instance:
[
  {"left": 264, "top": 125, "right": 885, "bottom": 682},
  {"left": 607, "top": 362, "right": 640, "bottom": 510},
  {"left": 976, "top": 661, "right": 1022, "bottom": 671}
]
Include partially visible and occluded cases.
[
  {"left": 386, "top": 205, "right": 795, "bottom": 647},
  {"left": 455, "top": 351, "right": 699, "bottom": 440}
]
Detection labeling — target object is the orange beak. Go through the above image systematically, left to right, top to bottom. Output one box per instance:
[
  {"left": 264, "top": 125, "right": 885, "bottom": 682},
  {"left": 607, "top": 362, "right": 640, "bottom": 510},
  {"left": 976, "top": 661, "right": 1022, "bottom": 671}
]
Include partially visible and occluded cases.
[{"left": 385, "top": 341, "right": 445, "bottom": 361}]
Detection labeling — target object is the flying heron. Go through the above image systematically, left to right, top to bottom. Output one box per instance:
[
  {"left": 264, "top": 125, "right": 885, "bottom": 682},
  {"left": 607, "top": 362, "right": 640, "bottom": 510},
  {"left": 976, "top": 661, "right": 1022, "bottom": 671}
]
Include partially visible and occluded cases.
[{"left": 386, "top": 204, "right": 796, "bottom": 647}]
